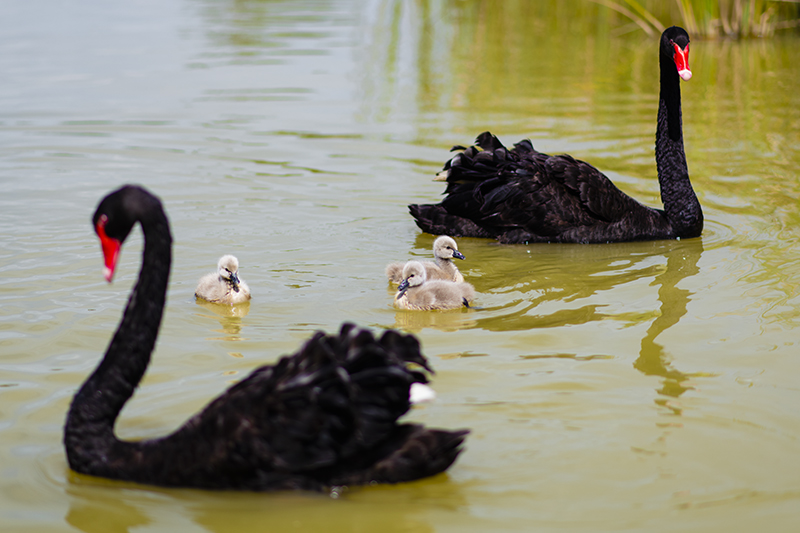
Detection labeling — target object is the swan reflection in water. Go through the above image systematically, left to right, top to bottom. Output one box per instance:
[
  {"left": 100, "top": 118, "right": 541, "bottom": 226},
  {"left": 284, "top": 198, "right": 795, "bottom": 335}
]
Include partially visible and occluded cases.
[
  {"left": 452, "top": 234, "right": 706, "bottom": 407},
  {"left": 634, "top": 238, "right": 709, "bottom": 409},
  {"left": 391, "top": 306, "right": 478, "bottom": 333},
  {"left": 64, "top": 473, "right": 466, "bottom": 533},
  {"left": 64, "top": 483, "right": 149, "bottom": 533}
]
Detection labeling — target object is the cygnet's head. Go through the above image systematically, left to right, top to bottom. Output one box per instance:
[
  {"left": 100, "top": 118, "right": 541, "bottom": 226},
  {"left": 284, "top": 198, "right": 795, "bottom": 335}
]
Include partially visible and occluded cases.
[
  {"left": 433, "top": 236, "right": 465, "bottom": 261},
  {"left": 217, "top": 255, "right": 241, "bottom": 288},
  {"left": 398, "top": 261, "right": 426, "bottom": 292}
]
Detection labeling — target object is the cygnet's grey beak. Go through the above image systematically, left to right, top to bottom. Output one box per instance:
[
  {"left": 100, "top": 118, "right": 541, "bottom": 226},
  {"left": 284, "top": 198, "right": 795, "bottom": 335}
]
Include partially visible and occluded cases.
[
  {"left": 453, "top": 250, "right": 465, "bottom": 260},
  {"left": 230, "top": 272, "right": 241, "bottom": 292},
  {"left": 398, "top": 278, "right": 410, "bottom": 292}
]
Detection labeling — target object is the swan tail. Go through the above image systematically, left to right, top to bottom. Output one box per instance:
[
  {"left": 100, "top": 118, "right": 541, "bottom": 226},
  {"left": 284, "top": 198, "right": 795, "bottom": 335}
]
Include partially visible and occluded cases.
[
  {"left": 474, "top": 131, "right": 506, "bottom": 151},
  {"left": 437, "top": 132, "right": 541, "bottom": 196},
  {"left": 408, "top": 204, "right": 495, "bottom": 239},
  {"left": 273, "top": 325, "right": 443, "bottom": 456},
  {"left": 194, "top": 326, "right": 424, "bottom": 468},
  {"left": 273, "top": 326, "right": 469, "bottom": 486},
  {"left": 374, "top": 326, "right": 432, "bottom": 373},
  {"left": 332, "top": 425, "right": 470, "bottom": 485}
]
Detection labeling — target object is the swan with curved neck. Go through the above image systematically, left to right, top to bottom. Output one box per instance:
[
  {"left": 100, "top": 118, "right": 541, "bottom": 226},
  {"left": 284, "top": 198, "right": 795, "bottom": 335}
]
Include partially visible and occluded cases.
[
  {"left": 409, "top": 26, "right": 702, "bottom": 244},
  {"left": 64, "top": 185, "right": 468, "bottom": 491}
]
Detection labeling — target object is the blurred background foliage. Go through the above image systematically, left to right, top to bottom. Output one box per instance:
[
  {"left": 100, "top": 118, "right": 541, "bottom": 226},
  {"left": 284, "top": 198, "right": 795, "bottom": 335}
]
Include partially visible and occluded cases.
[
  {"left": 356, "top": 0, "right": 799, "bottom": 232},
  {"left": 435, "top": 0, "right": 800, "bottom": 38},
  {"left": 594, "top": 0, "right": 800, "bottom": 38}
]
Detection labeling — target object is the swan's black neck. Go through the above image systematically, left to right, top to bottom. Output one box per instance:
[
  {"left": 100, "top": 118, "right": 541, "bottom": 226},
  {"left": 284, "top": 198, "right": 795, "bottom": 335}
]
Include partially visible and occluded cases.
[
  {"left": 656, "top": 51, "right": 703, "bottom": 238},
  {"left": 65, "top": 203, "right": 171, "bottom": 472}
]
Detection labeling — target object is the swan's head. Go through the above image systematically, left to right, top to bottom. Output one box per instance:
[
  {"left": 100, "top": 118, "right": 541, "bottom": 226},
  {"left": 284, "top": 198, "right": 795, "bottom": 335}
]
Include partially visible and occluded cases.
[
  {"left": 662, "top": 26, "right": 691, "bottom": 82},
  {"left": 93, "top": 185, "right": 163, "bottom": 282},
  {"left": 433, "top": 236, "right": 465, "bottom": 261},
  {"left": 217, "top": 255, "right": 241, "bottom": 290},
  {"left": 398, "top": 261, "right": 427, "bottom": 292}
]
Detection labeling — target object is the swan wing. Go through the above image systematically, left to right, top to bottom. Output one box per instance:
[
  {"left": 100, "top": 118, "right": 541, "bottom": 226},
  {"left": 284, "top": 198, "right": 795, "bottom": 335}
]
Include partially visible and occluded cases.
[{"left": 180, "top": 325, "right": 430, "bottom": 474}]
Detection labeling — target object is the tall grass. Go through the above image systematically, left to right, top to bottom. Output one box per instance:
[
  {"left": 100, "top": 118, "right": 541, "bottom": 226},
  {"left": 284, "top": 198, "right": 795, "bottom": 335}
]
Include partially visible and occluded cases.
[{"left": 591, "top": 0, "right": 800, "bottom": 38}]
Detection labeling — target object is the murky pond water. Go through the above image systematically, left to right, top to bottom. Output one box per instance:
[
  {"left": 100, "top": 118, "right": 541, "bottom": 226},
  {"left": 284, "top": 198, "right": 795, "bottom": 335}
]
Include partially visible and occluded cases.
[{"left": 2, "top": 0, "right": 800, "bottom": 531}]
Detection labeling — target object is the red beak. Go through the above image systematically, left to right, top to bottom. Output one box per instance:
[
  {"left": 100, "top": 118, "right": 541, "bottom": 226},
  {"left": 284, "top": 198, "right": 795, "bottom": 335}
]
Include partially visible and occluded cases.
[
  {"left": 672, "top": 42, "right": 692, "bottom": 81},
  {"left": 96, "top": 216, "right": 121, "bottom": 282}
]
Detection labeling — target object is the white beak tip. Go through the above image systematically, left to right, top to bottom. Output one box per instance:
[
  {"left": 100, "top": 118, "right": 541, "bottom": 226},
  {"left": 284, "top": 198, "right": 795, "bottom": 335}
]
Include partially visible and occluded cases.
[{"left": 409, "top": 383, "right": 437, "bottom": 404}]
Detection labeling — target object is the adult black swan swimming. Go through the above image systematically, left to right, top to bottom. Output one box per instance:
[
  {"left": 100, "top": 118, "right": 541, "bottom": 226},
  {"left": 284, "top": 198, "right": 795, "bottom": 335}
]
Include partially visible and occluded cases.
[
  {"left": 409, "top": 26, "right": 702, "bottom": 244},
  {"left": 64, "top": 185, "right": 468, "bottom": 491}
]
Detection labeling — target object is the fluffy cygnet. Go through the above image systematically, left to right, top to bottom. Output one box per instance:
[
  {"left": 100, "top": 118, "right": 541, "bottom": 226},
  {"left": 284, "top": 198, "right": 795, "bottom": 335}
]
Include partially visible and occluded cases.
[
  {"left": 386, "top": 236, "right": 465, "bottom": 284},
  {"left": 195, "top": 255, "right": 251, "bottom": 305},
  {"left": 394, "top": 261, "right": 474, "bottom": 311}
]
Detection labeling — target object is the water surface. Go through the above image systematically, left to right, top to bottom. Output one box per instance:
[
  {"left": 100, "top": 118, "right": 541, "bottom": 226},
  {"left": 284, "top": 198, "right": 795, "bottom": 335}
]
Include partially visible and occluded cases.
[{"left": 2, "top": 0, "right": 800, "bottom": 531}]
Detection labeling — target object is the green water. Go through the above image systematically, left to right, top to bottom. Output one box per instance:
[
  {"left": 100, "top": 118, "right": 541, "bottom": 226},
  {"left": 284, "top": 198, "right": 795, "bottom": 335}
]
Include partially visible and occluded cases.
[{"left": 1, "top": 0, "right": 799, "bottom": 531}]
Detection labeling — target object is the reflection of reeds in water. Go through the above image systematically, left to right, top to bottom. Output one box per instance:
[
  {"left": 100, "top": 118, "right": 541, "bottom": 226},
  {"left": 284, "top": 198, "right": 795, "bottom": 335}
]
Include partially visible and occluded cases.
[
  {"left": 361, "top": 0, "right": 799, "bottom": 162},
  {"left": 194, "top": 299, "right": 250, "bottom": 342},
  {"left": 437, "top": 351, "right": 490, "bottom": 360},
  {"left": 519, "top": 353, "right": 615, "bottom": 361}
]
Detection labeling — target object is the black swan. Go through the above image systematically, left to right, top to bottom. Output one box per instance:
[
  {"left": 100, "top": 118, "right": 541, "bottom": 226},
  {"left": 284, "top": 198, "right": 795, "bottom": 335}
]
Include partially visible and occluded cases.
[
  {"left": 409, "top": 26, "right": 702, "bottom": 244},
  {"left": 65, "top": 185, "right": 468, "bottom": 491},
  {"left": 195, "top": 254, "right": 251, "bottom": 305}
]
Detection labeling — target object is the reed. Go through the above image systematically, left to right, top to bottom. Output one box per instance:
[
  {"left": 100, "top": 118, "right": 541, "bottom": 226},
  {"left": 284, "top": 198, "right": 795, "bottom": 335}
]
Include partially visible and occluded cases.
[{"left": 591, "top": 0, "right": 800, "bottom": 38}]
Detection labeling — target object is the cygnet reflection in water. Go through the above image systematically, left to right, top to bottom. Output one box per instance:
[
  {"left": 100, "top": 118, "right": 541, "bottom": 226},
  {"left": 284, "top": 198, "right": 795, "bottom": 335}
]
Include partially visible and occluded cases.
[
  {"left": 386, "top": 236, "right": 466, "bottom": 284},
  {"left": 195, "top": 254, "right": 251, "bottom": 305},
  {"left": 394, "top": 261, "right": 475, "bottom": 311},
  {"left": 194, "top": 299, "right": 250, "bottom": 341},
  {"left": 392, "top": 307, "right": 478, "bottom": 332}
]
